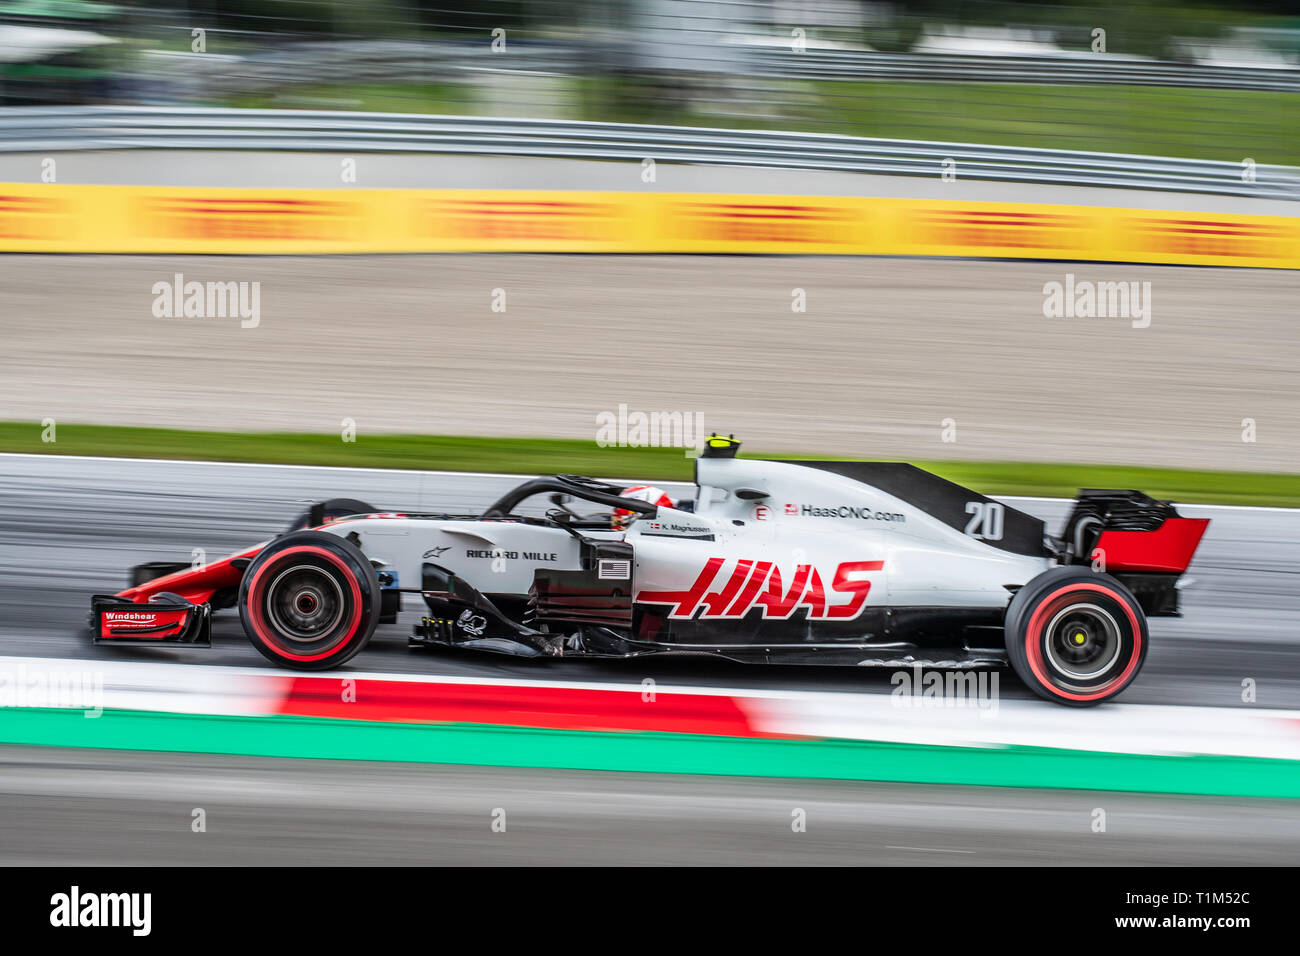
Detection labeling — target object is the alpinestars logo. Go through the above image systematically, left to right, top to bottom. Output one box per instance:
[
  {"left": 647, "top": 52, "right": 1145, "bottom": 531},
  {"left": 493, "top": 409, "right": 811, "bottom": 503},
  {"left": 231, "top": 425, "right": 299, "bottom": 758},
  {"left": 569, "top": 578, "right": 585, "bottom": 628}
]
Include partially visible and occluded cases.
[{"left": 637, "top": 558, "right": 884, "bottom": 620}]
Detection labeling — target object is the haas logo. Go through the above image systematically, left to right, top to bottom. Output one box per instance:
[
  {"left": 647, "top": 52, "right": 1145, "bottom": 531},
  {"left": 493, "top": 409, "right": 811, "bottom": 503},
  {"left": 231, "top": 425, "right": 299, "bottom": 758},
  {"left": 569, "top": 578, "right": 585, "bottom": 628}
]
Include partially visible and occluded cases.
[{"left": 637, "top": 558, "right": 883, "bottom": 621}]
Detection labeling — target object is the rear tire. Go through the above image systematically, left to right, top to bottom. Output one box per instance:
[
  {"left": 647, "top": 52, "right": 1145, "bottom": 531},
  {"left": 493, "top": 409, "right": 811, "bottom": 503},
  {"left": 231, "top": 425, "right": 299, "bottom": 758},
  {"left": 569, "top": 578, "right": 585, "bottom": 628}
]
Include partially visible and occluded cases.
[
  {"left": 239, "top": 530, "right": 379, "bottom": 670},
  {"left": 1004, "top": 566, "right": 1148, "bottom": 706}
]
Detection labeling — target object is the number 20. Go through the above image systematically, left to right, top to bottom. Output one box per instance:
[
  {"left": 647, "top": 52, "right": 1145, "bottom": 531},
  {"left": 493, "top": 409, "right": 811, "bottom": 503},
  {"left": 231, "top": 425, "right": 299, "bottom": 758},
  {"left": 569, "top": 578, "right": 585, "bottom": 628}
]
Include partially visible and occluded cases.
[{"left": 964, "top": 501, "right": 1004, "bottom": 541}]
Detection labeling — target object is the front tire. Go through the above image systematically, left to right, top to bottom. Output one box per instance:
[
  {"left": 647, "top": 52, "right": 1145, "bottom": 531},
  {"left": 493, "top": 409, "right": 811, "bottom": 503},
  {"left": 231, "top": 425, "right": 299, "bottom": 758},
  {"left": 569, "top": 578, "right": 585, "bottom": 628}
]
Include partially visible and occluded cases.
[
  {"left": 238, "top": 530, "right": 379, "bottom": 670},
  {"left": 1005, "top": 567, "right": 1148, "bottom": 706}
]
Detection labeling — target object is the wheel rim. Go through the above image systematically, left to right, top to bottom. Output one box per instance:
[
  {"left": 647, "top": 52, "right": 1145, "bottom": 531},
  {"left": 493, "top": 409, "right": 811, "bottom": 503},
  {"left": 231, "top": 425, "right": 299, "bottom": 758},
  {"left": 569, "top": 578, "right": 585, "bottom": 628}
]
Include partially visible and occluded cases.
[
  {"left": 266, "top": 564, "right": 344, "bottom": 643},
  {"left": 1044, "top": 602, "right": 1122, "bottom": 681}
]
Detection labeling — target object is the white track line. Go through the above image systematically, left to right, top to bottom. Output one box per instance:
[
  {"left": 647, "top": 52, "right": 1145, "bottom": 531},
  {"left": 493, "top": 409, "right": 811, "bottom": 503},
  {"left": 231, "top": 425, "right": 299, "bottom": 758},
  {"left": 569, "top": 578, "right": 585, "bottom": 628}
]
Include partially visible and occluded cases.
[{"left": 3, "top": 654, "right": 1298, "bottom": 761}]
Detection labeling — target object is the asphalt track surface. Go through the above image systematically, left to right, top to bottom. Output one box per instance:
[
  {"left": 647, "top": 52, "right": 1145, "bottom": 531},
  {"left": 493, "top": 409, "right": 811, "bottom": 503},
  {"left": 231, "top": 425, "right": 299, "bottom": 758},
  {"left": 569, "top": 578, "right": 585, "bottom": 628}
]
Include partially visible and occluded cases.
[
  {"left": 2, "top": 254, "right": 1297, "bottom": 472},
  {"left": 1, "top": 454, "right": 1298, "bottom": 864},
  {"left": 2, "top": 745, "right": 1297, "bottom": 865}
]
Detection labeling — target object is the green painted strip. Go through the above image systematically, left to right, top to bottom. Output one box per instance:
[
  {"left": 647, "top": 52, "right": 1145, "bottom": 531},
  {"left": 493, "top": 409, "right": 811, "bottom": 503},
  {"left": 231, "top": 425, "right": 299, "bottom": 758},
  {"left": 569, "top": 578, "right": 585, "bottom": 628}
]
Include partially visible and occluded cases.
[{"left": 2, "top": 707, "right": 1297, "bottom": 798}]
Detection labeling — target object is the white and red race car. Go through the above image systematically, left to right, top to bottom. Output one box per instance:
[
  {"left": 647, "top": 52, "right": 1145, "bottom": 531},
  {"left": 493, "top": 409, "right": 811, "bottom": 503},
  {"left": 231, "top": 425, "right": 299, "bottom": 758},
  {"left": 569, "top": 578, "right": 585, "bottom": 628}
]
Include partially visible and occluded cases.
[{"left": 91, "top": 437, "right": 1208, "bottom": 705}]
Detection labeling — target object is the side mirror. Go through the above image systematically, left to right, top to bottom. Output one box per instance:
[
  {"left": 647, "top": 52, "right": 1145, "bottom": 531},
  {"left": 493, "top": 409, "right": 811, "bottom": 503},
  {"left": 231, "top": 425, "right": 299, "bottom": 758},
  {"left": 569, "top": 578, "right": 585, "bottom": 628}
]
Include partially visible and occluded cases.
[{"left": 549, "top": 493, "right": 582, "bottom": 520}]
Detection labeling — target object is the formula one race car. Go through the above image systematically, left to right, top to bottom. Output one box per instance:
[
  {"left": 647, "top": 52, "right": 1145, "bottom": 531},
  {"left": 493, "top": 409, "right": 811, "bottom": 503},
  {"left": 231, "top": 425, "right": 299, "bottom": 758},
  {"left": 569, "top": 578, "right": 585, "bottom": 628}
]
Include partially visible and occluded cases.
[{"left": 91, "top": 436, "right": 1209, "bottom": 705}]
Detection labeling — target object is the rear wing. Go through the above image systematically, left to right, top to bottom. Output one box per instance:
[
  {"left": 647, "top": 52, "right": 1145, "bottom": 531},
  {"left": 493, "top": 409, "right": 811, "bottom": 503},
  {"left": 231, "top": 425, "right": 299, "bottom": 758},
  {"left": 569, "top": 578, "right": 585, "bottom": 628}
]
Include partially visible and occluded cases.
[{"left": 1060, "top": 490, "right": 1209, "bottom": 615}]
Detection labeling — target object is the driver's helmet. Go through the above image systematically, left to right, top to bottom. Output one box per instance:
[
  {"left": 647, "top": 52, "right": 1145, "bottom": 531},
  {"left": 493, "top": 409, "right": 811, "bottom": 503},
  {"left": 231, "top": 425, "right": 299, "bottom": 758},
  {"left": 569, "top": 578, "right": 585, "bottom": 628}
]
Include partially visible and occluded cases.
[{"left": 612, "top": 485, "right": 676, "bottom": 528}]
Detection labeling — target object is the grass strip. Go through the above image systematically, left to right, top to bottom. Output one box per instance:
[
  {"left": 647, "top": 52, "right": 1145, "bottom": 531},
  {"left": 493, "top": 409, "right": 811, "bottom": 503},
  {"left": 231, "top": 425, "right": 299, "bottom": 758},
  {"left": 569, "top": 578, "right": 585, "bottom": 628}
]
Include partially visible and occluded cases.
[{"left": 2, "top": 421, "right": 1295, "bottom": 507}]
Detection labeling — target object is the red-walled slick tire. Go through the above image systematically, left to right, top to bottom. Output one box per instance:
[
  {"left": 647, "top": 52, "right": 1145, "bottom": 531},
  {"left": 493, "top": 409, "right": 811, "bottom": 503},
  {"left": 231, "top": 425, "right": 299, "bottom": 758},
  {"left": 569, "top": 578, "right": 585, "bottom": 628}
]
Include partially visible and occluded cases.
[
  {"left": 238, "top": 530, "right": 379, "bottom": 670},
  {"left": 1004, "top": 566, "right": 1148, "bottom": 706}
]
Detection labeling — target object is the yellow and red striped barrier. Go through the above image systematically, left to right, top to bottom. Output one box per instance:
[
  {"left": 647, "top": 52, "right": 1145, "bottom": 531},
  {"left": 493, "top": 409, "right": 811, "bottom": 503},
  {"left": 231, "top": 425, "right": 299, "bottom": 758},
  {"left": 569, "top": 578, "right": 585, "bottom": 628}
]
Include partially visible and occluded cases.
[{"left": 1, "top": 183, "right": 1296, "bottom": 267}]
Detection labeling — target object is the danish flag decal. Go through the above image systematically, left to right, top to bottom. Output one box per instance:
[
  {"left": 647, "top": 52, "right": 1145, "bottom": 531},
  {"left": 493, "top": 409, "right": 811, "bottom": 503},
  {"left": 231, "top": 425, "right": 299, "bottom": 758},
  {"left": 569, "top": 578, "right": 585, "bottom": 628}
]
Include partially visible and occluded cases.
[{"left": 636, "top": 558, "right": 884, "bottom": 621}]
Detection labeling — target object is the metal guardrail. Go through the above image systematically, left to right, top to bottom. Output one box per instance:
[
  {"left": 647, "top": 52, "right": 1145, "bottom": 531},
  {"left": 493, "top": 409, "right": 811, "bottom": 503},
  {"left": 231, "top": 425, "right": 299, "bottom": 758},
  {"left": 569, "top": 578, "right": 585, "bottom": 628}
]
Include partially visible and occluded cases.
[
  {"left": 744, "top": 49, "right": 1300, "bottom": 93},
  {"left": 1, "top": 106, "right": 1296, "bottom": 200}
]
